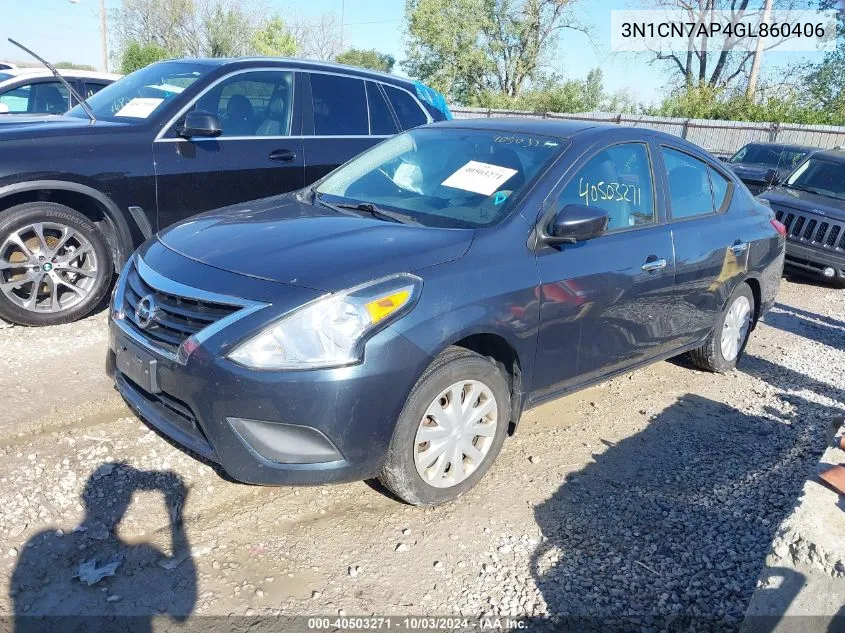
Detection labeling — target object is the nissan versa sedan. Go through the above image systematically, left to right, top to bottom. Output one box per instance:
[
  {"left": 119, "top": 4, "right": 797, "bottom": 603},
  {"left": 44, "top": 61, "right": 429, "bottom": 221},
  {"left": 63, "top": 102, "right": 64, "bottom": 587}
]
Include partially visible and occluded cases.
[{"left": 107, "top": 119, "right": 785, "bottom": 506}]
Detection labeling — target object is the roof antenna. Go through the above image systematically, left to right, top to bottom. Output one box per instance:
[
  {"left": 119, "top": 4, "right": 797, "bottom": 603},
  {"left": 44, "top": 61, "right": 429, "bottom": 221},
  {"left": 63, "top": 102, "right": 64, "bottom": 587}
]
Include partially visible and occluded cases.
[{"left": 7, "top": 38, "right": 96, "bottom": 123}]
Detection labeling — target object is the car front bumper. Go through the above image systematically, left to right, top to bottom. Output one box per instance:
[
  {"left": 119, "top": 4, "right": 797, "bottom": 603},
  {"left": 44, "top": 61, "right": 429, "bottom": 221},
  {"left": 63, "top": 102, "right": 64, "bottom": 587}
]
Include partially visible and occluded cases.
[
  {"left": 784, "top": 241, "right": 845, "bottom": 283},
  {"left": 107, "top": 246, "right": 433, "bottom": 486}
]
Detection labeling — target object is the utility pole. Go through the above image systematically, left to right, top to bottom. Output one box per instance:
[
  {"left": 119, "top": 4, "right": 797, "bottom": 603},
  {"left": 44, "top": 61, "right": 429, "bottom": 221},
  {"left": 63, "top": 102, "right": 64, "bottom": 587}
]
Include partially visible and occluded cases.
[
  {"left": 69, "top": 0, "right": 109, "bottom": 72},
  {"left": 99, "top": 0, "right": 108, "bottom": 72},
  {"left": 340, "top": 0, "right": 345, "bottom": 51},
  {"left": 746, "top": 0, "right": 773, "bottom": 98}
]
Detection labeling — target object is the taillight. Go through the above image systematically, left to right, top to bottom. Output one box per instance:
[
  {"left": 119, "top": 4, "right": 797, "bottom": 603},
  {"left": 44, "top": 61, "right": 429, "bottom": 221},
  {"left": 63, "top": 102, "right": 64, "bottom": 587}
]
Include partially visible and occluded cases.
[{"left": 771, "top": 218, "right": 787, "bottom": 236}]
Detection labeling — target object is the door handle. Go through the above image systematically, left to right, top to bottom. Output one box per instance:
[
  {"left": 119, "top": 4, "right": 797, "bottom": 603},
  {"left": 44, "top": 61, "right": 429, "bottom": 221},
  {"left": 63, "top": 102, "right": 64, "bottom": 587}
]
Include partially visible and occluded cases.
[
  {"left": 269, "top": 149, "right": 297, "bottom": 162},
  {"left": 730, "top": 241, "right": 749, "bottom": 255},
  {"left": 641, "top": 258, "right": 668, "bottom": 272}
]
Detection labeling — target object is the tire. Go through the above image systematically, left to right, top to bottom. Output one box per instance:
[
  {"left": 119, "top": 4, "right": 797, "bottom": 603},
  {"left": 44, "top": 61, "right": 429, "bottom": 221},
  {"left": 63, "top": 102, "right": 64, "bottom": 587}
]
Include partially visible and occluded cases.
[
  {"left": 0, "top": 202, "right": 113, "bottom": 326},
  {"left": 688, "top": 282, "right": 756, "bottom": 373},
  {"left": 379, "top": 347, "right": 511, "bottom": 507}
]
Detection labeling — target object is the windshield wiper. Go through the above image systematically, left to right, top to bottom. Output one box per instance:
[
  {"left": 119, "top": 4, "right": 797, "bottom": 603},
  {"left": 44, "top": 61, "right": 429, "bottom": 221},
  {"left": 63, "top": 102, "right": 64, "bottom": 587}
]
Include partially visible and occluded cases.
[
  {"left": 8, "top": 38, "right": 96, "bottom": 123},
  {"left": 330, "top": 201, "right": 422, "bottom": 226}
]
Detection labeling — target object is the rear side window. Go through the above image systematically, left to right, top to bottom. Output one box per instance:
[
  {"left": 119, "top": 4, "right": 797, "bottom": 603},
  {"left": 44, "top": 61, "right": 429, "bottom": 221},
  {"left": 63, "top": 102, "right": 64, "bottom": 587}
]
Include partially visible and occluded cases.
[
  {"left": 310, "top": 74, "right": 367, "bottom": 136},
  {"left": 84, "top": 82, "right": 109, "bottom": 98},
  {"left": 366, "top": 82, "right": 397, "bottom": 135},
  {"left": 384, "top": 85, "right": 427, "bottom": 130},
  {"left": 557, "top": 142, "right": 656, "bottom": 232},
  {"left": 663, "top": 147, "right": 720, "bottom": 219},
  {"left": 708, "top": 166, "right": 731, "bottom": 211}
]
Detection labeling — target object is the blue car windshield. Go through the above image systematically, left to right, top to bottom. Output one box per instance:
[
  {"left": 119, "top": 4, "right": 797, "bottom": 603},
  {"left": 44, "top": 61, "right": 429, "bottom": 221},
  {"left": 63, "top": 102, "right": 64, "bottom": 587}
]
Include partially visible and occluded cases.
[
  {"left": 66, "top": 61, "right": 211, "bottom": 122},
  {"left": 316, "top": 128, "right": 565, "bottom": 229}
]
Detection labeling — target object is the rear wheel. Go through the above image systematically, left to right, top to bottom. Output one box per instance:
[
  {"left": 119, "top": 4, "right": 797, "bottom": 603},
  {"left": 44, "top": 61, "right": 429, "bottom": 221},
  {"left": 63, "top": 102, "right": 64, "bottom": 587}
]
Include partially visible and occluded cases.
[
  {"left": 0, "top": 202, "right": 113, "bottom": 326},
  {"left": 689, "top": 282, "right": 755, "bottom": 373},
  {"left": 379, "top": 347, "right": 511, "bottom": 506}
]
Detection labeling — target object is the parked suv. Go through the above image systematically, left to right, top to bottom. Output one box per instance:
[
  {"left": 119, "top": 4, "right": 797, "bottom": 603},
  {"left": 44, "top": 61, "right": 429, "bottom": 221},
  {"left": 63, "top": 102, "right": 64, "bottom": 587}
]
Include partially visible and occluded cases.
[
  {"left": 0, "top": 58, "right": 449, "bottom": 326},
  {"left": 0, "top": 68, "right": 119, "bottom": 115},
  {"left": 724, "top": 142, "right": 816, "bottom": 195},
  {"left": 758, "top": 149, "right": 845, "bottom": 286}
]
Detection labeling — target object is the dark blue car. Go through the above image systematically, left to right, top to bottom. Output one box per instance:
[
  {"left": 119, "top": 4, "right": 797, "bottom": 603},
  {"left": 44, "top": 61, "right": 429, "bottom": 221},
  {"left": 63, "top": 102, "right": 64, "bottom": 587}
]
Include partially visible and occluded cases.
[{"left": 107, "top": 119, "right": 785, "bottom": 506}]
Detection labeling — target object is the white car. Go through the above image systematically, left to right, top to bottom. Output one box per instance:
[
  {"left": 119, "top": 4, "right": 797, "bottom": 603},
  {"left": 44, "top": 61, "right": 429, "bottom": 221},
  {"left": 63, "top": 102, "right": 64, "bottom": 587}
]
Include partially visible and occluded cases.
[{"left": 0, "top": 68, "right": 121, "bottom": 115}]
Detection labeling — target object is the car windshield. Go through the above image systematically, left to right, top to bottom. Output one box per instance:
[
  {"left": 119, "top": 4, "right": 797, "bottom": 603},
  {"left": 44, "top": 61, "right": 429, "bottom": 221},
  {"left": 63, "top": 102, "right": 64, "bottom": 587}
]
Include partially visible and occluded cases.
[
  {"left": 66, "top": 61, "right": 210, "bottom": 122},
  {"left": 315, "top": 128, "right": 565, "bottom": 228},
  {"left": 729, "top": 144, "right": 809, "bottom": 169},
  {"left": 784, "top": 157, "right": 845, "bottom": 201}
]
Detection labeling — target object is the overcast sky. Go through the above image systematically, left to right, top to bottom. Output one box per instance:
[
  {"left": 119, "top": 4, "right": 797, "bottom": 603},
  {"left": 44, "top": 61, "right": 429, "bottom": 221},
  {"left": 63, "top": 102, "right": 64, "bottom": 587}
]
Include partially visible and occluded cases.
[{"left": 0, "top": 0, "right": 829, "bottom": 105}]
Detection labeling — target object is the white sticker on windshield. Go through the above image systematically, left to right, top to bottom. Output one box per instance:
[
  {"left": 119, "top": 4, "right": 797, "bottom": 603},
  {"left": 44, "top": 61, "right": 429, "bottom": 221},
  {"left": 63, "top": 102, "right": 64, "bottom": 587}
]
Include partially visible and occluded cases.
[
  {"left": 114, "top": 97, "right": 164, "bottom": 119},
  {"left": 441, "top": 160, "right": 518, "bottom": 196}
]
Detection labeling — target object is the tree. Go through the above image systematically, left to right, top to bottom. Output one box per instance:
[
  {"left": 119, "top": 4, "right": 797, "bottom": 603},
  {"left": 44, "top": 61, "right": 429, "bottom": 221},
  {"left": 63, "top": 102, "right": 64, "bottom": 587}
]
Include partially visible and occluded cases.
[
  {"left": 403, "top": 0, "right": 585, "bottom": 104},
  {"left": 644, "top": 0, "right": 806, "bottom": 89},
  {"left": 201, "top": 1, "right": 259, "bottom": 57},
  {"left": 801, "top": 1, "right": 845, "bottom": 119},
  {"left": 290, "top": 13, "right": 344, "bottom": 61},
  {"left": 252, "top": 16, "right": 297, "bottom": 57},
  {"left": 120, "top": 41, "right": 169, "bottom": 74},
  {"left": 336, "top": 48, "right": 395, "bottom": 72},
  {"left": 54, "top": 62, "right": 98, "bottom": 71}
]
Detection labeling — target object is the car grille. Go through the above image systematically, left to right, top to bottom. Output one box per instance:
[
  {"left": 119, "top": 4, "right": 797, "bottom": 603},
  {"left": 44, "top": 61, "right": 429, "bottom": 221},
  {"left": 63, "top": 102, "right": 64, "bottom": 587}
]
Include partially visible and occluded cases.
[
  {"left": 773, "top": 208, "right": 845, "bottom": 252},
  {"left": 122, "top": 261, "right": 241, "bottom": 353}
]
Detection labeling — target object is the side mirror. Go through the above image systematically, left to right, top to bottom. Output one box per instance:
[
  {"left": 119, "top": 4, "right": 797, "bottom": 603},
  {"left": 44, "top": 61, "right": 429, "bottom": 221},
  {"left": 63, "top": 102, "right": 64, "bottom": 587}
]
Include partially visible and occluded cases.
[
  {"left": 178, "top": 110, "right": 222, "bottom": 138},
  {"left": 764, "top": 168, "right": 781, "bottom": 186},
  {"left": 544, "top": 204, "right": 608, "bottom": 244}
]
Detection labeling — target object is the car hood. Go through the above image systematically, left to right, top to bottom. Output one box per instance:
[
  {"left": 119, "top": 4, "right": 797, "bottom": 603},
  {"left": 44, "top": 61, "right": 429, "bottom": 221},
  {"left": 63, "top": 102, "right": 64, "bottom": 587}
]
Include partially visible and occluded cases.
[
  {"left": 0, "top": 115, "right": 126, "bottom": 137},
  {"left": 729, "top": 162, "right": 787, "bottom": 182},
  {"left": 758, "top": 187, "right": 845, "bottom": 222},
  {"left": 157, "top": 195, "right": 474, "bottom": 292}
]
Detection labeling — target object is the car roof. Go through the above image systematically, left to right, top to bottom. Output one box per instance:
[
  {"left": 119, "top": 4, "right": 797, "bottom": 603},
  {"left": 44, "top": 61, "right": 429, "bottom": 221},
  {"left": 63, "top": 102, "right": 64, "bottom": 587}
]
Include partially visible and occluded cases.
[
  {"left": 167, "top": 57, "right": 414, "bottom": 88},
  {"left": 0, "top": 68, "right": 121, "bottom": 81},
  {"left": 425, "top": 117, "right": 613, "bottom": 138},
  {"left": 740, "top": 141, "right": 818, "bottom": 152},
  {"left": 806, "top": 148, "right": 845, "bottom": 163}
]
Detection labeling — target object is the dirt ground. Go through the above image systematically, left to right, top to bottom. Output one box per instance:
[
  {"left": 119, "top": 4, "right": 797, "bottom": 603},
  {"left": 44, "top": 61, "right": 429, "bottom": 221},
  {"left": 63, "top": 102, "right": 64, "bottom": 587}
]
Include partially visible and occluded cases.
[{"left": 0, "top": 273, "right": 843, "bottom": 630}]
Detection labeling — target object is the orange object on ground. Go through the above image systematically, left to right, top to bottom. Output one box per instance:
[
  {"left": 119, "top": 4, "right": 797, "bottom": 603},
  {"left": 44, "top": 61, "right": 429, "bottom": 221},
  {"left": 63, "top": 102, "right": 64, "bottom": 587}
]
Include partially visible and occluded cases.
[{"left": 819, "top": 465, "right": 845, "bottom": 496}]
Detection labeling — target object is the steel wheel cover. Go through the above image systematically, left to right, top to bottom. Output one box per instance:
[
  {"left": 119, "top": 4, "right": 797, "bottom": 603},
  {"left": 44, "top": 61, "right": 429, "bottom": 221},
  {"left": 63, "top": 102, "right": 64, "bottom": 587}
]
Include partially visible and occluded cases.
[
  {"left": 721, "top": 295, "right": 752, "bottom": 362},
  {"left": 413, "top": 379, "right": 498, "bottom": 489}
]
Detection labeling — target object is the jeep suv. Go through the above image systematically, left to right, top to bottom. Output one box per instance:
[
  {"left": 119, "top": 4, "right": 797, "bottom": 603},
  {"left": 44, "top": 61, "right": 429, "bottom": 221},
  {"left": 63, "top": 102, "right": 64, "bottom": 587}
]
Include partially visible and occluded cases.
[
  {"left": 0, "top": 58, "right": 449, "bottom": 326},
  {"left": 758, "top": 149, "right": 845, "bottom": 286}
]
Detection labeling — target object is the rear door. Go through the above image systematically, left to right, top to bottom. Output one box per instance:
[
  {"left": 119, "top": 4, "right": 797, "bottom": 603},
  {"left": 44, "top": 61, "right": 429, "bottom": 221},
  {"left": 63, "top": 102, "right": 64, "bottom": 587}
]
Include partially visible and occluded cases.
[
  {"left": 152, "top": 69, "right": 305, "bottom": 229},
  {"left": 301, "top": 72, "right": 385, "bottom": 183},
  {"left": 531, "top": 138, "right": 678, "bottom": 402},
  {"left": 657, "top": 144, "right": 747, "bottom": 347}
]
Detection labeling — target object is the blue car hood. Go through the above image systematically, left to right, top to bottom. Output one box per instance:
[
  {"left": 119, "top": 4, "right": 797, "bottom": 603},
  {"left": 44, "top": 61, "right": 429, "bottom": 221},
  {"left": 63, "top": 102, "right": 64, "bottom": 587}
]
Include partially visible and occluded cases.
[{"left": 157, "top": 194, "right": 474, "bottom": 292}]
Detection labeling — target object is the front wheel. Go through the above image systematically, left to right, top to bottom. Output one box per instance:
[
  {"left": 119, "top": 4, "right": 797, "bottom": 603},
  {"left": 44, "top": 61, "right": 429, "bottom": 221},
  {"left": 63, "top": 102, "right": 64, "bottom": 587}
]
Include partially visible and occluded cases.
[
  {"left": 0, "top": 202, "right": 113, "bottom": 326},
  {"left": 688, "top": 282, "right": 756, "bottom": 373},
  {"left": 379, "top": 347, "right": 511, "bottom": 506}
]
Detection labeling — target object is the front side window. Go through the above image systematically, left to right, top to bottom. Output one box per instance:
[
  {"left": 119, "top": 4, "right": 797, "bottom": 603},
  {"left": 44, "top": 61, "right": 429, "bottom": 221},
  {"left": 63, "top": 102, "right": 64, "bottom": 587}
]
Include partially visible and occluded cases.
[
  {"left": 66, "top": 61, "right": 210, "bottom": 122},
  {"left": 192, "top": 71, "right": 293, "bottom": 137},
  {"left": 310, "top": 74, "right": 367, "bottom": 136},
  {"left": 0, "top": 81, "right": 68, "bottom": 114},
  {"left": 384, "top": 85, "right": 428, "bottom": 130},
  {"left": 316, "top": 128, "right": 564, "bottom": 228},
  {"left": 557, "top": 143, "right": 656, "bottom": 231},
  {"left": 663, "top": 147, "right": 719, "bottom": 219},
  {"left": 785, "top": 157, "right": 845, "bottom": 201}
]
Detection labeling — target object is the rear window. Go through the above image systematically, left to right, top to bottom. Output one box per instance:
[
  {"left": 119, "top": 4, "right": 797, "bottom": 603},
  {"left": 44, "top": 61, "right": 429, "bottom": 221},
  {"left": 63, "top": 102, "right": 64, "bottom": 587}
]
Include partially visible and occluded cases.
[
  {"left": 310, "top": 73, "right": 368, "bottom": 136},
  {"left": 366, "top": 81, "right": 398, "bottom": 135},
  {"left": 384, "top": 85, "right": 428, "bottom": 130}
]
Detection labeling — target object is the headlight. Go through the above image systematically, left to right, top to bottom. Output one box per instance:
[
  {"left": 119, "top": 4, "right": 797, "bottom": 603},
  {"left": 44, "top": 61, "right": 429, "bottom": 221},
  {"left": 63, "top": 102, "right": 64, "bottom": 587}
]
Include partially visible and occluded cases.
[{"left": 227, "top": 274, "right": 422, "bottom": 370}]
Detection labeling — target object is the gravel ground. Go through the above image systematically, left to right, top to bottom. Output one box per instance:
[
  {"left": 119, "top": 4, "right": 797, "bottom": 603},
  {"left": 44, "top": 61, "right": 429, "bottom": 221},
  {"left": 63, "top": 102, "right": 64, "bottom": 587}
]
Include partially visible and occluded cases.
[{"left": 0, "top": 275, "right": 842, "bottom": 630}]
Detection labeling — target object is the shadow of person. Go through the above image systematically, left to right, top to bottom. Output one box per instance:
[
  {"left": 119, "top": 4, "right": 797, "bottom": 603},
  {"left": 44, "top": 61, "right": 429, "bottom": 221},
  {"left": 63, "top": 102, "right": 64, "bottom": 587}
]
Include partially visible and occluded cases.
[
  {"left": 532, "top": 395, "right": 824, "bottom": 632},
  {"left": 10, "top": 462, "right": 196, "bottom": 633}
]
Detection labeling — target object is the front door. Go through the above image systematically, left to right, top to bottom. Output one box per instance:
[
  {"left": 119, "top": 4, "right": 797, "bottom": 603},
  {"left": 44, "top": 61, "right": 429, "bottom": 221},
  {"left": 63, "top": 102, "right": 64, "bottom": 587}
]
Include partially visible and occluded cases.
[
  {"left": 153, "top": 69, "right": 305, "bottom": 230},
  {"left": 531, "top": 141, "right": 678, "bottom": 402}
]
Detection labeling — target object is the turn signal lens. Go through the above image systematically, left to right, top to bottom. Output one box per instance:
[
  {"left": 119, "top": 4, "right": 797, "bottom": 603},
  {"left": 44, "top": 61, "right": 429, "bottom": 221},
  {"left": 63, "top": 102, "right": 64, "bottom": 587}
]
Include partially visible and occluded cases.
[
  {"left": 770, "top": 219, "right": 787, "bottom": 236},
  {"left": 365, "top": 289, "right": 412, "bottom": 324}
]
